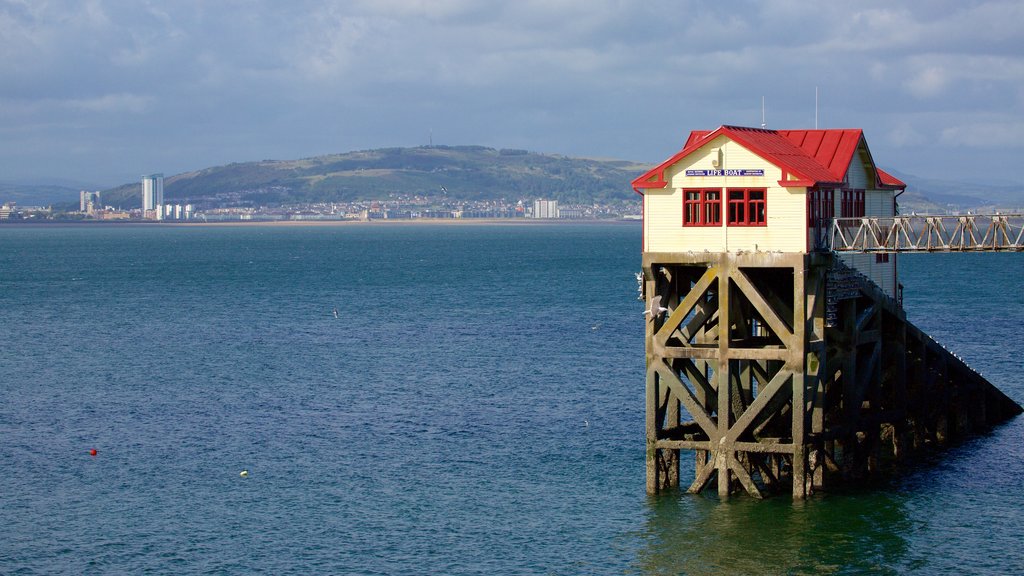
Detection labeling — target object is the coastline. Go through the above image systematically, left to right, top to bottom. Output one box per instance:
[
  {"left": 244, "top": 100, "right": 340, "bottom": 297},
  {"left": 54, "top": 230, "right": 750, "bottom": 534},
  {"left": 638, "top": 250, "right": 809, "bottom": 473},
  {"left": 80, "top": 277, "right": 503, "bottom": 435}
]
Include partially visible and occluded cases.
[{"left": 0, "top": 218, "right": 642, "bottom": 228}]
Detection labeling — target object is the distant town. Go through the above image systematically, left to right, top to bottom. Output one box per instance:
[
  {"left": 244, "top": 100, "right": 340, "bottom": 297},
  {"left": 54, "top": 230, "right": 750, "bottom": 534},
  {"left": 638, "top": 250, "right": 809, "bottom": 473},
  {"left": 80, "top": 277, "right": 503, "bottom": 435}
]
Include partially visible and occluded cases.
[{"left": 0, "top": 173, "right": 642, "bottom": 223}]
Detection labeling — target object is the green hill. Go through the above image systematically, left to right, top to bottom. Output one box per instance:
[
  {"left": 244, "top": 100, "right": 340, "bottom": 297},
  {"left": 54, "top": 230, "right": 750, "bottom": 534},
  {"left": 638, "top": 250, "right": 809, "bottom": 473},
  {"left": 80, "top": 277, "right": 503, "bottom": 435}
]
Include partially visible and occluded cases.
[
  {"left": 92, "top": 145, "right": 1023, "bottom": 213},
  {"left": 101, "top": 146, "right": 652, "bottom": 208},
  {"left": 886, "top": 169, "right": 1024, "bottom": 213},
  {"left": 0, "top": 182, "right": 81, "bottom": 206}
]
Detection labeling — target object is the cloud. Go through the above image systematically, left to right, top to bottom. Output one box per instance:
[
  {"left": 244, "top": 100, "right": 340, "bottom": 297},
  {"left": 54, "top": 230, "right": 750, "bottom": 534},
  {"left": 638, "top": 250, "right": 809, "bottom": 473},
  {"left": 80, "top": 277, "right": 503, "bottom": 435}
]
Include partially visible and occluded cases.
[
  {"left": 0, "top": 0, "right": 1023, "bottom": 185},
  {"left": 349, "top": 0, "right": 480, "bottom": 20},
  {"left": 292, "top": 11, "right": 377, "bottom": 81},
  {"left": 904, "top": 66, "right": 950, "bottom": 98},
  {"left": 64, "top": 93, "right": 152, "bottom": 113},
  {"left": 940, "top": 122, "right": 1024, "bottom": 148},
  {"left": 887, "top": 123, "right": 928, "bottom": 147}
]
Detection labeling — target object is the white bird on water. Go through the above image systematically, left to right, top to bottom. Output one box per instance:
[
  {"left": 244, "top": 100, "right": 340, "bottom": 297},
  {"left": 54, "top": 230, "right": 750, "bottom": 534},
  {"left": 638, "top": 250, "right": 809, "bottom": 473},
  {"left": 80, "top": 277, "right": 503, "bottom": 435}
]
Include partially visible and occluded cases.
[{"left": 643, "top": 295, "right": 670, "bottom": 319}]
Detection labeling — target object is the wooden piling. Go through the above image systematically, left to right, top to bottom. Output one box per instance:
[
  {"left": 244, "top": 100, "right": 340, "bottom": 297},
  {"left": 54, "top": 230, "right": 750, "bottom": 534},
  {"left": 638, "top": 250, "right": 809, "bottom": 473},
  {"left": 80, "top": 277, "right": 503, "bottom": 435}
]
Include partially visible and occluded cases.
[{"left": 643, "top": 251, "right": 1022, "bottom": 498}]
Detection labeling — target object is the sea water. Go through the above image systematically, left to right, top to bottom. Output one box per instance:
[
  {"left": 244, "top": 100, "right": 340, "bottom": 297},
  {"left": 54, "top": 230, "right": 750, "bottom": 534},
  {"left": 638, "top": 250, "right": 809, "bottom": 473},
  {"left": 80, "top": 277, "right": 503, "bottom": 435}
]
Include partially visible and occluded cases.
[{"left": 1, "top": 223, "right": 1022, "bottom": 575}]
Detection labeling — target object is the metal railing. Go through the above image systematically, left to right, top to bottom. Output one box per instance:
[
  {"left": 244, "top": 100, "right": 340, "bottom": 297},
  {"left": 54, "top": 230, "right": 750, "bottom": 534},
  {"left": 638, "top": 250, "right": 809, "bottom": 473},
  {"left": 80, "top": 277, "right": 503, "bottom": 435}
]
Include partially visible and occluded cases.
[{"left": 826, "top": 214, "right": 1024, "bottom": 252}]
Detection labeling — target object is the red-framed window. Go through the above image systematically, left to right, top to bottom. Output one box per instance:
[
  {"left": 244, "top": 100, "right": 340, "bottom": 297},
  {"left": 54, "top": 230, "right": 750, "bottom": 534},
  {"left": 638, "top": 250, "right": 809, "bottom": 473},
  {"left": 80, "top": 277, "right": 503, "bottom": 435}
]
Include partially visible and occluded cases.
[
  {"left": 682, "top": 188, "right": 722, "bottom": 226},
  {"left": 727, "top": 188, "right": 766, "bottom": 226},
  {"left": 807, "top": 188, "right": 834, "bottom": 227},
  {"left": 841, "top": 189, "right": 865, "bottom": 218},
  {"left": 875, "top": 253, "right": 890, "bottom": 264}
]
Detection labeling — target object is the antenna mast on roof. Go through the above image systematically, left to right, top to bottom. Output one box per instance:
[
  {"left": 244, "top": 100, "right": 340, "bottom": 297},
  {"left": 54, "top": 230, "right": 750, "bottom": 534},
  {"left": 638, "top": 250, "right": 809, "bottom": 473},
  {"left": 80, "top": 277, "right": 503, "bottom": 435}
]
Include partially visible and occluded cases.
[
  {"left": 815, "top": 87, "right": 819, "bottom": 129},
  {"left": 761, "top": 96, "right": 766, "bottom": 129}
]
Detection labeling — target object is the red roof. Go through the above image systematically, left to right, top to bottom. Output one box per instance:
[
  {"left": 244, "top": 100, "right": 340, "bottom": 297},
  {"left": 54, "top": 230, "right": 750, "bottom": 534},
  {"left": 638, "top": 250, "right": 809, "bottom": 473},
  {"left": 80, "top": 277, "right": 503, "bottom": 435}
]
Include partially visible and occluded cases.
[
  {"left": 633, "top": 125, "right": 905, "bottom": 192},
  {"left": 776, "top": 129, "right": 862, "bottom": 182},
  {"left": 877, "top": 168, "right": 905, "bottom": 188}
]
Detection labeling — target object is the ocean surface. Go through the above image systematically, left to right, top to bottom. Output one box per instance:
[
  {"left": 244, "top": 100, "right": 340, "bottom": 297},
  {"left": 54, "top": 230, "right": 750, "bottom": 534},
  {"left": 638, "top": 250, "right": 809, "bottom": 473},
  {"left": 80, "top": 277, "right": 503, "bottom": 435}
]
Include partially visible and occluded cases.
[{"left": 1, "top": 223, "right": 1022, "bottom": 575}]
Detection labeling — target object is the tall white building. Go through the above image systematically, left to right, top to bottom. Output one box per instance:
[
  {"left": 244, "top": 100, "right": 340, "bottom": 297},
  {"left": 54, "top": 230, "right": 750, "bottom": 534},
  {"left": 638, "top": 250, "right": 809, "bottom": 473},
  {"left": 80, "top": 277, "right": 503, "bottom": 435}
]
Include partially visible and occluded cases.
[
  {"left": 142, "top": 174, "right": 164, "bottom": 217},
  {"left": 80, "top": 190, "right": 101, "bottom": 214},
  {"left": 533, "top": 199, "right": 559, "bottom": 219}
]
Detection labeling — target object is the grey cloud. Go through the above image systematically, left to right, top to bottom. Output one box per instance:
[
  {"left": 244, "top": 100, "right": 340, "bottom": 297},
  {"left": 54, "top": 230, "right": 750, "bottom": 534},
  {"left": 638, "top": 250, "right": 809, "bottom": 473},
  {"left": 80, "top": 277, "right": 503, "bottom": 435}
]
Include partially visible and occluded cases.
[{"left": 0, "top": 0, "right": 1022, "bottom": 186}]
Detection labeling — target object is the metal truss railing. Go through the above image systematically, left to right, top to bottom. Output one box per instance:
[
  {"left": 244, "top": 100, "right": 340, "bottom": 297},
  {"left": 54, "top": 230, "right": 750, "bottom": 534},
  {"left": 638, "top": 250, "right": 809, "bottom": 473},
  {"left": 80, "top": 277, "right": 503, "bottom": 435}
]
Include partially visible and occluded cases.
[{"left": 826, "top": 214, "right": 1024, "bottom": 252}]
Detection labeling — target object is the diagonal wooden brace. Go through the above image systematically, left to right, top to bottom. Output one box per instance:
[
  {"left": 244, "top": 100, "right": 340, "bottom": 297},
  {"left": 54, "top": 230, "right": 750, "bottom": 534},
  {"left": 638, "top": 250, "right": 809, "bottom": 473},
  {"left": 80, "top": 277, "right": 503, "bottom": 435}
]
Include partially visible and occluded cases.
[
  {"left": 655, "top": 266, "right": 718, "bottom": 346},
  {"left": 731, "top": 267, "right": 794, "bottom": 343},
  {"left": 652, "top": 359, "right": 718, "bottom": 440}
]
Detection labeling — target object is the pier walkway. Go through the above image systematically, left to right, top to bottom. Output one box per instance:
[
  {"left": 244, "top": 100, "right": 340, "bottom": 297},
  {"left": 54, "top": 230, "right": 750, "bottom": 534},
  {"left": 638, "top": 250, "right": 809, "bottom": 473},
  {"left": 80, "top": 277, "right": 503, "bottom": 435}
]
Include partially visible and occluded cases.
[{"left": 825, "top": 214, "right": 1024, "bottom": 253}]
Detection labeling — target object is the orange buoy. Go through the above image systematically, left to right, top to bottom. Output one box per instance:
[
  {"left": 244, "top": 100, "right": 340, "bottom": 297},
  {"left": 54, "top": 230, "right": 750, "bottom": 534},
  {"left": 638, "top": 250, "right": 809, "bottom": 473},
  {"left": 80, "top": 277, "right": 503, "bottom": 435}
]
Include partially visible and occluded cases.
[{"left": 89, "top": 449, "right": 97, "bottom": 456}]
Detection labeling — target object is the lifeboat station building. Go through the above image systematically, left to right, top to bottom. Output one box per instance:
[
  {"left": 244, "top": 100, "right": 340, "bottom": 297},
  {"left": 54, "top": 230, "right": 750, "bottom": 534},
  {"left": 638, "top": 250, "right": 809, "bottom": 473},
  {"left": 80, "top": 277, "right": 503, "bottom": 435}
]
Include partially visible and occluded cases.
[
  {"left": 632, "top": 125, "right": 905, "bottom": 295},
  {"left": 633, "top": 125, "right": 1024, "bottom": 499}
]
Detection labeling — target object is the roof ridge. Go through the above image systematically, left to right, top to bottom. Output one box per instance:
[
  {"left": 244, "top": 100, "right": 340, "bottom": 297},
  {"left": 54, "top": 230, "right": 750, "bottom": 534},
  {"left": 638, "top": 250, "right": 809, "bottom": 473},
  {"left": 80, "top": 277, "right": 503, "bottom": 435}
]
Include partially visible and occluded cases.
[
  {"left": 721, "top": 124, "right": 777, "bottom": 134},
  {"left": 631, "top": 126, "right": 899, "bottom": 193}
]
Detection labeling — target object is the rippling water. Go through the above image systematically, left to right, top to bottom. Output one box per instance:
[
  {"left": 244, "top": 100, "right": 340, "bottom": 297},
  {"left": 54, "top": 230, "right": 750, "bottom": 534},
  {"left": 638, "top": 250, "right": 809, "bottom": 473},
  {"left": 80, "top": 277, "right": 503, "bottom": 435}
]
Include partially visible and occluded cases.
[{"left": 1, "top": 224, "right": 1022, "bottom": 574}]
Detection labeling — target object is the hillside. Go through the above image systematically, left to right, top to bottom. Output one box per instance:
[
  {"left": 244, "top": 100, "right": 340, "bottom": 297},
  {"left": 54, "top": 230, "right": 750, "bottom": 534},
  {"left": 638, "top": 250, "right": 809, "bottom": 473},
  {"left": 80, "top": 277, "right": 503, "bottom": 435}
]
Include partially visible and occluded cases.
[
  {"left": 21, "top": 145, "right": 1021, "bottom": 213},
  {"left": 100, "top": 146, "right": 652, "bottom": 208},
  {"left": 886, "top": 169, "right": 1024, "bottom": 213},
  {"left": 0, "top": 182, "right": 83, "bottom": 206}
]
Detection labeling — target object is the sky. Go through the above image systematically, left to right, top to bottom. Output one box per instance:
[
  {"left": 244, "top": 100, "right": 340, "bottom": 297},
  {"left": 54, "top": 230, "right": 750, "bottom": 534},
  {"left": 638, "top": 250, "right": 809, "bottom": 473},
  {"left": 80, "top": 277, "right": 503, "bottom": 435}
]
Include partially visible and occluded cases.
[{"left": 1, "top": 0, "right": 1023, "bottom": 188}]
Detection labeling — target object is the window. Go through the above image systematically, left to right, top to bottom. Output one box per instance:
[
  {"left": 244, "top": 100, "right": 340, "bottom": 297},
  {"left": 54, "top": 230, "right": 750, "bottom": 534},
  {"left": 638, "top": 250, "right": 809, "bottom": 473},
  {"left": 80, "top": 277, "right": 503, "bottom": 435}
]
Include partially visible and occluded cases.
[
  {"left": 727, "top": 188, "right": 766, "bottom": 226},
  {"left": 807, "top": 188, "right": 834, "bottom": 227},
  {"left": 682, "top": 189, "right": 721, "bottom": 226},
  {"left": 841, "top": 189, "right": 865, "bottom": 218},
  {"left": 875, "top": 253, "right": 890, "bottom": 264}
]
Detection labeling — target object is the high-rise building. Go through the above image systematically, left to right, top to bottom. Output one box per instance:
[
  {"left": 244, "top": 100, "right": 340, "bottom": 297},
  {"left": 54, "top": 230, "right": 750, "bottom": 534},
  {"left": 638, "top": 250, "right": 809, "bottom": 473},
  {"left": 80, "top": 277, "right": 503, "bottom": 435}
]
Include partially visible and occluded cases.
[
  {"left": 142, "top": 174, "right": 164, "bottom": 217},
  {"left": 80, "top": 190, "right": 101, "bottom": 214},
  {"left": 533, "top": 199, "right": 559, "bottom": 219}
]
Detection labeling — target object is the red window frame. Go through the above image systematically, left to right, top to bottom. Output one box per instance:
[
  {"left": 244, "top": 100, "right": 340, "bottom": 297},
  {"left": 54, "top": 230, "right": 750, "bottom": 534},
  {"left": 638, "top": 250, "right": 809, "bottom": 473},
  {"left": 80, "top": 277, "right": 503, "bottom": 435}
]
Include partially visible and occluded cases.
[
  {"left": 682, "top": 188, "right": 722, "bottom": 227},
  {"left": 727, "top": 188, "right": 767, "bottom": 226},
  {"left": 807, "top": 188, "right": 835, "bottom": 228},
  {"left": 841, "top": 189, "right": 865, "bottom": 218}
]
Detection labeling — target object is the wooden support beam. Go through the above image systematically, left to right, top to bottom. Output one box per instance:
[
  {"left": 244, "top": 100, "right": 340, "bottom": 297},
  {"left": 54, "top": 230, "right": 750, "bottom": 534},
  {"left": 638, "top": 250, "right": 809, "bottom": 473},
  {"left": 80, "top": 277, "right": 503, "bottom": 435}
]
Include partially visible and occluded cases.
[
  {"left": 643, "top": 251, "right": 1020, "bottom": 499},
  {"left": 717, "top": 259, "right": 733, "bottom": 498},
  {"left": 791, "top": 263, "right": 808, "bottom": 499},
  {"left": 655, "top": 266, "right": 718, "bottom": 346},
  {"left": 807, "top": 266, "right": 827, "bottom": 490},
  {"left": 731, "top": 267, "right": 794, "bottom": 343},
  {"left": 674, "top": 300, "right": 718, "bottom": 344},
  {"left": 653, "top": 345, "right": 720, "bottom": 360},
  {"left": 728, "top": 348, "right": 790, "bottom": 361},
  {"left": 681, "top": 359, "right": 718, "bottom": 412},
  {"left": 652, "top": 360, "right": 718, "bottom": 440},
  {"left": 645, "top": 364, "right": 659, "bottom": 494},
  {"left": 724, "top": 368, "right": 793, "bottom": 443},
  {"left": 656, "top": 440, "right": 712, "bottom": 450},
  {"left": 733, "top": 441, "right": 796, "bottom": 454},
  {"left": 688, "top": 451, "right": 716, "bottom": 494},
  {"left": 729, "top": 453, "right": 763, "bottom": 498}
]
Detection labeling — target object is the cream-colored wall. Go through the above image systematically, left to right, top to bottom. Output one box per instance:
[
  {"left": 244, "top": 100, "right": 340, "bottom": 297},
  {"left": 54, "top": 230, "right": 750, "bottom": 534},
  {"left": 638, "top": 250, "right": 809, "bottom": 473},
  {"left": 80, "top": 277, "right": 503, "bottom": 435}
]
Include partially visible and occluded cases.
[
  {"left": 643, "top": 136, "right": 901, "bottom": 297},
  {"left": 644, "top": 136, "right": 808, "bottom": 253},
  {"left": 837, "top": 143, "right": 897, "bottom": 297},
  {"left": 847, "top": 149, "right": 895, "bottom": 219},
  {"left": 847, "top": 152, "right": 871, "bottom": 190},
  {"left": 838, "top": 253, "right": 896, "bottom": 295}
]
